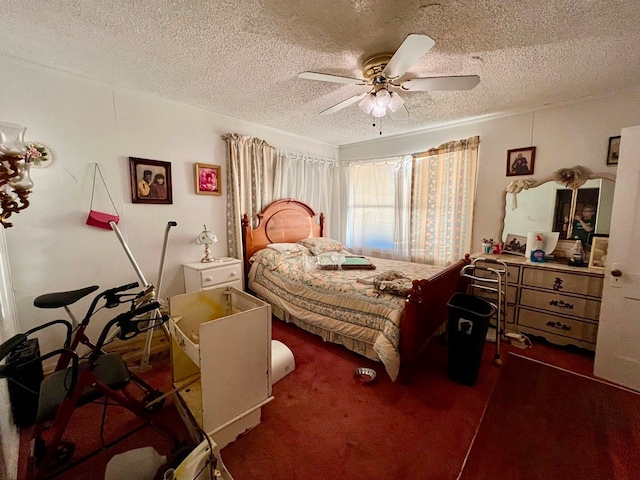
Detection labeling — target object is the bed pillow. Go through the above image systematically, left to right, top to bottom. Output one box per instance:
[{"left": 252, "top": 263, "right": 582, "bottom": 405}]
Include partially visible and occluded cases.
[
  {"left": 297, "top": 237, "right": 346, "bottom": 255},
  {"left": 267, "top": 243, "right": 309, "bottom": 255},
  {"left": 250, "top": 248, "right": 287, "bottom": 270}
]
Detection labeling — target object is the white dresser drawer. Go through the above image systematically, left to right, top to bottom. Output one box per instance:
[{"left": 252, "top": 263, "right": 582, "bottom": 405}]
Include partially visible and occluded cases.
[
  {"left": 183, "top": 259, "right": 244, "bottom": 293},
  {"left": 200, "top": 264, "right": 242, "bottom": 288},
  {"left": 522, "top": 267, "right": 603, "bottom": 297},
  {"left": 520, "top": 288, "right": 601, "bottom": 321}
]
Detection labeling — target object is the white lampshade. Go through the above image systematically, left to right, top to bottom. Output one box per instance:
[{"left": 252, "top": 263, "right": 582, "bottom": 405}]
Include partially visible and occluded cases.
[
  {"left": 375, "top": 89, "right": 391, "bottom": 109},
  {"left": 388, "top": 92, "right": 405, "bottom": 112},
  {"left": 358, "top": 93, "right": 376, "bottom": 114},
  {"left": 371, "top": 105, "right": 387, "bottom": 118},
  {"left": 0, "top": 122, "right": 27, "bottom": 157}
]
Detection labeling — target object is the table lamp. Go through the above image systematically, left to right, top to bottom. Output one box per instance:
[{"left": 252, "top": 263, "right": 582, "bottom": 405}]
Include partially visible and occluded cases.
[{"left": 195, "top": 225, "right": 217, "bottom": 263}]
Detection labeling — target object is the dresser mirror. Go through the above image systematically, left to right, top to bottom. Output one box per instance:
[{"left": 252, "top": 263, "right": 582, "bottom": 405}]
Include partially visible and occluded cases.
[{"left": 499, "top": 168, "right": 616, "bottom": 249}]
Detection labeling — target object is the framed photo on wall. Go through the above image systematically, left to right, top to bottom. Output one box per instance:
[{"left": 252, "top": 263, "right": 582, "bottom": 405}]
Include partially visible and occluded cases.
[
  {"left": 606, "top": 136, "right": 621, "bottom": 165},
  {"left": 506, "top": 146, "right": 536, "bottom": 177},
  {"left": 129, "top": 157, "right": 173, "bottom": 204},
  {"left": 194, "top": 163, "right": 222, "bottom": 196}
]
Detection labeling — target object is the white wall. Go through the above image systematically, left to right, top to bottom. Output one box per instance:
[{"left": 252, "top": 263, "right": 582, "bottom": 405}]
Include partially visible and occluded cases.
[
  {"left": 0, "top": 55, "right": 336, "bottom": 354},
  {"left": 339, "top": 90, "right": 640, "bottom": 252}
]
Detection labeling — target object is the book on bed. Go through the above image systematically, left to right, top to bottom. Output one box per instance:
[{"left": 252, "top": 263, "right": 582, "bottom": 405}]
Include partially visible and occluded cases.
[{"left": 318, "top": 256, "right": 377, "bottom": 270}]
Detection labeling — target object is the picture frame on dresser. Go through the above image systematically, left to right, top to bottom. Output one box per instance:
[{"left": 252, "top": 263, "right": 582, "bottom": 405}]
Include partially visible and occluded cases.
[{"left": 589, "top": 237, "right": 608, "bottom": 269}]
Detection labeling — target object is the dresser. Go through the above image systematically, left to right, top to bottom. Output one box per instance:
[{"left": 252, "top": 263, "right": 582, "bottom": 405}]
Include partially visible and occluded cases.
[
  {"left": 472, "top": 254, "right": 604, "bottom": 351},
  {"left": 183, "top": 258, "right": 243, "bottom": 293}
]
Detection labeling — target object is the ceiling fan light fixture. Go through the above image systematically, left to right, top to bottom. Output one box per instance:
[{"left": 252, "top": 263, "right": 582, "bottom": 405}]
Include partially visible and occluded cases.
[
  {"left": 375, "top": 88, "right": 391, "bottom": 109},
  {"left": 388, "top": 92, "right": 404, "bottom": 113},
  {"left": 358, "top": 93, "right": 376, "bottom": 114},
  {"left": 371, "top": 105, "right": 387, "bottom": 118}
]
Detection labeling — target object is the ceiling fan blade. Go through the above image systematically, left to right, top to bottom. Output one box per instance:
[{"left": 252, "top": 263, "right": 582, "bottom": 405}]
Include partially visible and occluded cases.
[
  {"left": 382, "top": 34, "right": 435, "bottom": 79},
  {"left": 298, "top": 71, "right": 366, "bottom": 85},
  {"left": 401, "top": 75, "right": 481, "bottom": 91},
  {"left": 320, "top": 93, "right": 368, "bottom": 115}
]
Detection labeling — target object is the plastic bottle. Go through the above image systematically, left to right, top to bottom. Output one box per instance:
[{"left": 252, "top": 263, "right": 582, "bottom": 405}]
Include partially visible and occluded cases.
[
  {"left": 530, "top": 234, "right": 545, "bottom": 262},
  {"left": 570, "top": 240, "right": 584, "bottom": 265}
]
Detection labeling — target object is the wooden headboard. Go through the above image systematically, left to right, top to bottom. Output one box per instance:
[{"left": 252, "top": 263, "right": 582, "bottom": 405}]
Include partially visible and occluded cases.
[{"left": 241, "top": 199, "right": 325, "bottom": 275}]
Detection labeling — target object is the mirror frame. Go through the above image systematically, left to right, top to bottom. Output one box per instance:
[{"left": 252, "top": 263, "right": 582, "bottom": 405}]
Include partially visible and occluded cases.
[{"left": 499, "top": 167, "right": 616, "bottom": 243}]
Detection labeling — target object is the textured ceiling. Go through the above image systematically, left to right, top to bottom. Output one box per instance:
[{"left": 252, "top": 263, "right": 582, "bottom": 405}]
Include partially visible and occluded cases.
[{"left": 1, "top": 1, "right": 640, "bottom": 146}]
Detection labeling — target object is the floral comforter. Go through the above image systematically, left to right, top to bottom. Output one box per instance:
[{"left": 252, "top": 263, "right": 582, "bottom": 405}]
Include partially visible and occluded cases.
[{"left": 248, "top": 250, "right": 442, "bottom": 381}]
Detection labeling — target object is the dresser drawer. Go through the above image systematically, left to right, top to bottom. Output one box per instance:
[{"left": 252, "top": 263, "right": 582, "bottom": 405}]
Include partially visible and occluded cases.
[
  {"left": 473, "top": 261, "right": 520, "bottom": 283},
  {"left": 200, "top": 263, "right": 242, "bottom": 288},
  {"left": 522, "top": 268, "right": 603, "bottom": 297},
  {"left": 471, "top": 285, "right": 518, "bottom": 306},
  {"left": 520, "top": 288, "right": 601, "bottom": 321},
  {"left": 518, "top": 308, "right": 598, "bottom": 345}
]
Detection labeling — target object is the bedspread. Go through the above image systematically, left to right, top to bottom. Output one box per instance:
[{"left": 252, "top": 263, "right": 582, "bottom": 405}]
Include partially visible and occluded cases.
[{"left": 248, "top": 251, "right": 442, "bottom": 381}]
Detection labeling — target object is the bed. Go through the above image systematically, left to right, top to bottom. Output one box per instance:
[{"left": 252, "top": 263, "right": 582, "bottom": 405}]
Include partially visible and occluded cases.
[{"left": 241, "top": 199, "right": 470, "bottom": 383}]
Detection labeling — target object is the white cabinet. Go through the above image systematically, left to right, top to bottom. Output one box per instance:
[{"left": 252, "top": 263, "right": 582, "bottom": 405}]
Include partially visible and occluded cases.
[
  {"left": 183, "top": 259, "right": 243, "bottom": 293},
  {"left": 168, "top": 287, "right": 272, "bottom": 448}
]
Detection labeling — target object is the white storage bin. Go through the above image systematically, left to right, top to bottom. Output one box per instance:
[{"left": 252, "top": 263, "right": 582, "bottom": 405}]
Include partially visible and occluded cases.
[{"left": 169, "top": 287, "right": 273, "bottom": 448}]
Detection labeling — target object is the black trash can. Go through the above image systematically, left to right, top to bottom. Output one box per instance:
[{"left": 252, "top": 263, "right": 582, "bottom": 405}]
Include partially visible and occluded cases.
[{"left": 446, "top": 293, "right": 495, "bottom": 386}]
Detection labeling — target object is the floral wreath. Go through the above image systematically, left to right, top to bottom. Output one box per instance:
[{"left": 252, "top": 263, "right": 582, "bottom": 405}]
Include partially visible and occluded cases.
[{"left": 25, "top": 142, "right": 54, "bottom": 168}]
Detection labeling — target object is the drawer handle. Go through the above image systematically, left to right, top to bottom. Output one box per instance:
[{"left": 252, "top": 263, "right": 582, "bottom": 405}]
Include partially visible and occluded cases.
[
  {"left": 230, "top": 271, "right": 237, "bottom": 277},
  {"left": 204, "top": 276, "right": 213, "bottom": 282},
  {"left": 552, "top": 277, "right": 564, "bottom": 291},
  {"left": 549, "top": 300, "right": 574, "bottom": 310},
  {"left": 546, "top": 321, "right": 571, "bottom": 331}
]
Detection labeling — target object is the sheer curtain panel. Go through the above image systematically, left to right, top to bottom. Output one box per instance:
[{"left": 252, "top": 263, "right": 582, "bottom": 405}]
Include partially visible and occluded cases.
[{"left": 410, "top": 136, "right": 479, "bottom": 266}]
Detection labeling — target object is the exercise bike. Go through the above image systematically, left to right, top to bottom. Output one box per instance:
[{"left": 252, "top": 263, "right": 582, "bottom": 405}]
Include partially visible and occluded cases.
[{"left": 0, "top": 282, "right": 190, "bottom": 479}]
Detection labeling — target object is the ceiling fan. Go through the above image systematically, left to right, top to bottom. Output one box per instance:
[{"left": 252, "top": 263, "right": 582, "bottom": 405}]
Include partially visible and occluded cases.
[{"left": 298, "top": 34, "right": 480, "bottom": 118}]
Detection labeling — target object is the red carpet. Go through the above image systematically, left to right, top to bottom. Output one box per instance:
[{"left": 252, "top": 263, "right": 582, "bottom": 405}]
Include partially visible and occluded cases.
[
  {"left": 17, "top": 320, "right": 598, "bottom": 479},
  {"left": 220, "top": 321, "right": 594, "bottom": 480},
  {"left": 459, "top": 353, "right": 640, "bottom": 480}
]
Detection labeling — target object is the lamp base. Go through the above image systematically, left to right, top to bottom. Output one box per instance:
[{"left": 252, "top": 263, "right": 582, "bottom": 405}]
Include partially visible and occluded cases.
[{"left": 200, "top": 255, "right": 215, "bottom": 263}]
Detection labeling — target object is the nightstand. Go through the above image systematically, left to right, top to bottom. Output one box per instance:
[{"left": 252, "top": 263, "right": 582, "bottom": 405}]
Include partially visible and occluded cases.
[{"left": 183, "top": 259, "right": 243, "bottom": 293}]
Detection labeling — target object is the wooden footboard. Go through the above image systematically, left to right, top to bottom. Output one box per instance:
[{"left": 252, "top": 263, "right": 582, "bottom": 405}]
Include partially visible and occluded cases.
[{"left": 398, "top": 254, "right": 471, "bottom": 384}]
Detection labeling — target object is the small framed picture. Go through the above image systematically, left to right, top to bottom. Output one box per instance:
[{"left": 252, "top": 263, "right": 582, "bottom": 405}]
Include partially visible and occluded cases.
[
  {"left": 606, "top": 136, "right": 621, "bottom": 165},
  {"left": 506, "top": 147, "right": 536, "bottom": 177},
  {"left": 129, "top": 157, "right": 172, "bottom": 204},
  {"left": 195, "top": 163, "right": 222, "bottom": 196},
  {"left": 503, "top": 234, "right": 527, "bottom": 256},
  {"left": 588, "top": 236, "right": 609, "bottom": 269}
]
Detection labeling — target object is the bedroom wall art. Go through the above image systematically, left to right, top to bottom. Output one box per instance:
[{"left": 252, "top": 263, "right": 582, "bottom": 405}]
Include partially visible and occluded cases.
[
  {"left": 606, "top": 136, "right": 620, "bottom": 165},
  {"left": 506, "top": 147, "right": 536, "bottom": 177},
  {"left": 129, "top": 157, "right": 173, "bottom": 204},
  {"left": 194, "top": 163, "right": 221, "bottom": 196}
]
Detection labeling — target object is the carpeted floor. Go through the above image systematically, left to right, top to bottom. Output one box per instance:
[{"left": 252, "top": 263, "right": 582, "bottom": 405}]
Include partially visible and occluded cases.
[
  {"left": 16, "top": 319, "right": 601, "bottom": 479},
  {"left": 459, "top": 353, "right": 640, "bottom": 480}
]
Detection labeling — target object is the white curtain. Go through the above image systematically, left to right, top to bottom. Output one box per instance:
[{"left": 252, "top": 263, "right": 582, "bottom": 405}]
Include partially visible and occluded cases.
[
  {"left": 273, "top": 152, "right": 339, "bottom": 237},
  {"left": 344, "top": 156, "right": 412, "bottom": 259}
]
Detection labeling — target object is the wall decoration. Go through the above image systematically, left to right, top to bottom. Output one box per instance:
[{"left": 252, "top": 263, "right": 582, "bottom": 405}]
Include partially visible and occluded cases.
[
  {"left": 606, "top": 136, "right": 621, "bottom": 165},
  {"left": 25, "top": 142, "right": 54, "bottom": 168},
  {"left": 506, "top": 147, "right": 536, "bottom": 177},
  {"left": 129, "top": 157, "right": 172, "bottom": 204},
  {"left": 194, "top": 163, "right": 222, "bottom": 196},
  {"left": 503, "top": 233, "right": 527, "bottom": 255},
  {"left": 588, "top": 236, "right": 608, "bottom": 269}
]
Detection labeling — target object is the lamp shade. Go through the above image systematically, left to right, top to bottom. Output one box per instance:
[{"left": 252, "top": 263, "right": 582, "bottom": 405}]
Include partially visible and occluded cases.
[
  {"left": 374, "top": 89, "right": 391, "bottom": 108},
  {"left": 388, "top": 92, "right": 405, "bottom": 112},
  {"left": 358, "top": 93, "right": 376, "bottom": 114},
  {"left": 0, "top": 122, "right": 27, "bottom": 157},
  {"left": 195, "top": 225, "right": 217, "bottom": 245}
]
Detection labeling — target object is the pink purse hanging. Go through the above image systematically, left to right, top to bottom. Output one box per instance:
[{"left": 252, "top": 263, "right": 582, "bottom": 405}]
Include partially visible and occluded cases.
[{"left": 86, "top": 164, "right": 120, "bottom": 230}]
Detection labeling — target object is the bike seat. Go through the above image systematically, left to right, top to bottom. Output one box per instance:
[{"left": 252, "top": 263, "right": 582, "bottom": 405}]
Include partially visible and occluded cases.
[{"left": 34, "top": 286, "right": 100, "bottom": 309}]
